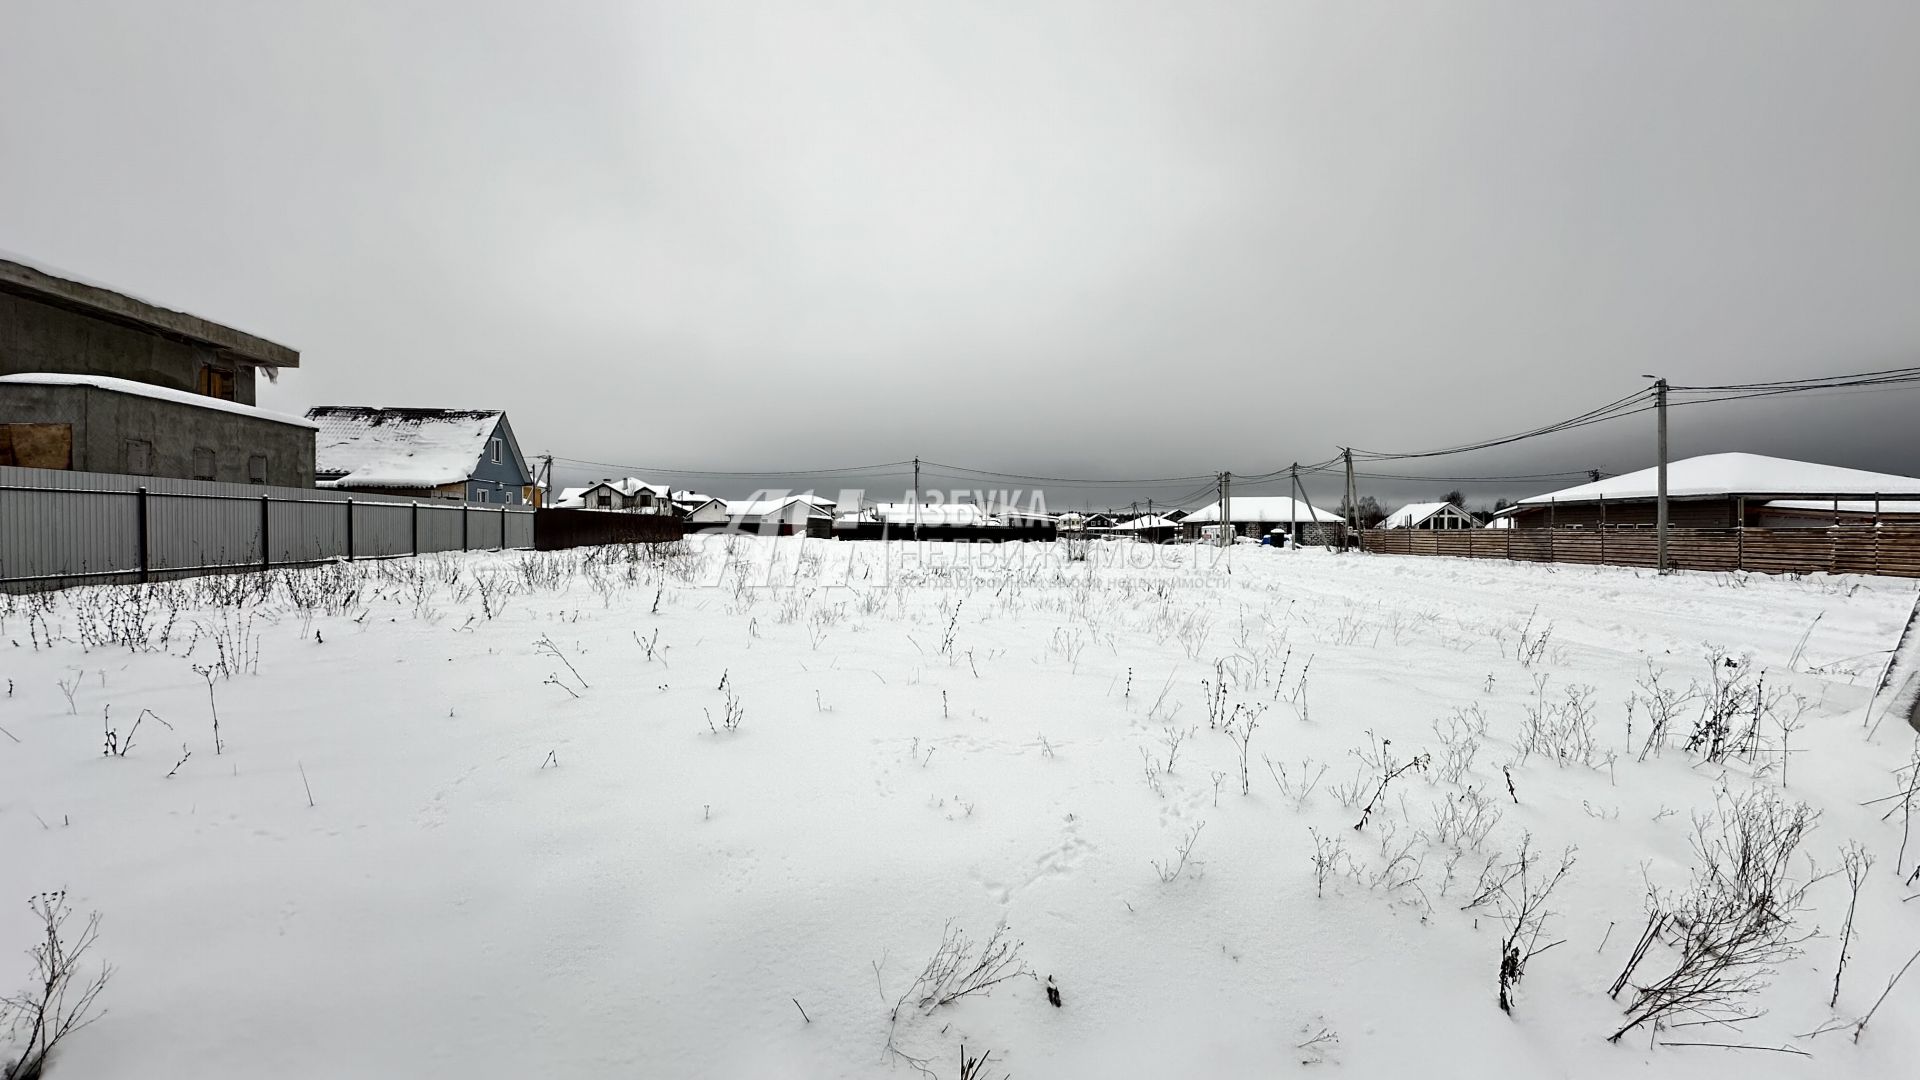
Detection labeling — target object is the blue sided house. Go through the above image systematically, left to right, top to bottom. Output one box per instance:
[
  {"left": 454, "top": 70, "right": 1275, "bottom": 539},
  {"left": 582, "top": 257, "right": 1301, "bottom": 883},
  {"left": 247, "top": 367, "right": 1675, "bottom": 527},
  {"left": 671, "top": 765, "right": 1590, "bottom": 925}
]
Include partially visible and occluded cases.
[{"left": 306, "top": 406, "right": 534, "bottom": 504}]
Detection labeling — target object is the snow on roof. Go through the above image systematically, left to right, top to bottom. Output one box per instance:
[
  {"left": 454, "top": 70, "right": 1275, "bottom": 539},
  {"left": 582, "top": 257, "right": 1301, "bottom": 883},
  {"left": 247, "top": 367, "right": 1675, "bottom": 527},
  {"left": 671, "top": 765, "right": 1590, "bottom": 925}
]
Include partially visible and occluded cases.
[
  {"left": 0, "top": 372, "right": 316, "bottom": 429},
  {"left": 307, "top": 406, "right": 505, "bottom": 489},
  {"left": 1519, "top": 453, "right": 1920, "bottom": 505},
  {"left": 580, "top": 477, "right": 672, "bottom": 499},
  {"left": 723, "top": 495, "right": 836, "bottom": 518},
  {"left": 1182, "top": 497, "right": 1343, "bottom": 524},
  {"left": 865, "top": 502, "right": 994, "bottom": 526},
  {"left": 1380, "top": 502, "right": 1470, "bottom": 529},
  {"left": 1104, "top": 514, "right": 1179, "bottom": 530}
]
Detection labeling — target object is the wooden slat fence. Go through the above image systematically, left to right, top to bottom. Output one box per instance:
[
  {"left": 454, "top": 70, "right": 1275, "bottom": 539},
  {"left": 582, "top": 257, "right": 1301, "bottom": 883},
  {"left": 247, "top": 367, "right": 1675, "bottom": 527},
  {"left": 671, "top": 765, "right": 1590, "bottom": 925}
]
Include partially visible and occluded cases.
[{"left": 1361, "top": 526, "right": 1920, "bottom": 578}]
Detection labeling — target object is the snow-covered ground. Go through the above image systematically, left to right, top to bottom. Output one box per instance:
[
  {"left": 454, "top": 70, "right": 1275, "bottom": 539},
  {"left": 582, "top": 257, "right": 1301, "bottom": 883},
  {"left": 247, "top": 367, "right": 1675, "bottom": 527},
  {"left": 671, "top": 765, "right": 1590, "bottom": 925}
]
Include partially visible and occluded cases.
[{"left": 3, "top": 537, "right": 1919, "bottom": 1079}]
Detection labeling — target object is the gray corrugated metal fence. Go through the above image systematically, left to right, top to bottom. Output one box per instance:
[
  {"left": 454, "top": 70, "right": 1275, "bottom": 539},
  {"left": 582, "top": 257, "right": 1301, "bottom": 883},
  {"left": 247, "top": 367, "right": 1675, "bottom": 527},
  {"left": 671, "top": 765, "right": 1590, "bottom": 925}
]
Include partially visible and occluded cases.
[{"left": 1, "top": 465, "right": 533, "bottom": 591}]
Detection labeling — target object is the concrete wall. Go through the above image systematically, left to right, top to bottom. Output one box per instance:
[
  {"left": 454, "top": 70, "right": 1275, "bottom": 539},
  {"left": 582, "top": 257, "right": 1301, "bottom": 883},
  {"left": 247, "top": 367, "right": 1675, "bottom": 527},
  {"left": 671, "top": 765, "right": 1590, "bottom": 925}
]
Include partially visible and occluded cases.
[
  {"left": 1, "top": 290, "right": 259, "bottom": 403},
  {"left": 0, "top": 382, "right": 314, "bottom": 486}
]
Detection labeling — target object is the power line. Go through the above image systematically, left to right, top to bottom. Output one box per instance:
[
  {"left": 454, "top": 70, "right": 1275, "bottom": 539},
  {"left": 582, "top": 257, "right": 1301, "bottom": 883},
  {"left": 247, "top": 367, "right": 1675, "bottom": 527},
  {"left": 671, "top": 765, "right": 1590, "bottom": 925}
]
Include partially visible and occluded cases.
[
  {"left": 1668, "top": 365, "right": 1920, "bottom": 393},
  {"left": 1349, "top": 388, "right": 1654, "bottom": 462},
  {"left": 551, "top": 456, "right": 916, "bottom": 480},
  {"left": 918, "top": 460, "right": 1219, "bottom": 485},
  {"left": 1352, "top": 470, "right": 1602, "bottom": 484}
]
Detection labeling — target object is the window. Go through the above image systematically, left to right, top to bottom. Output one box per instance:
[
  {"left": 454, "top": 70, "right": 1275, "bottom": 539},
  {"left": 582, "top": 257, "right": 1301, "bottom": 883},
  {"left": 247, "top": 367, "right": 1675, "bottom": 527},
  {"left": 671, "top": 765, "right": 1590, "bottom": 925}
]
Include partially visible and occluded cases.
[
  {"left": 198, "top": 365, "right": 238, "bottom": 402},
  {"left": 490, "top": 438, "right": 502, "bottom": 464},
  {"left": 125, "top": 439, "right": 154, "bottom": 476},
  {"left": 192, "top": 447, "right": 217, "bottom": 481},
  {"left": 247, "top": 454, "right": 268, "bottom": 484},
  {"left": 475, "top": 488, "right": 490, "bottom": 504},
  {"left": 596, "top": 493, "right": 612, "bottom": 508}
]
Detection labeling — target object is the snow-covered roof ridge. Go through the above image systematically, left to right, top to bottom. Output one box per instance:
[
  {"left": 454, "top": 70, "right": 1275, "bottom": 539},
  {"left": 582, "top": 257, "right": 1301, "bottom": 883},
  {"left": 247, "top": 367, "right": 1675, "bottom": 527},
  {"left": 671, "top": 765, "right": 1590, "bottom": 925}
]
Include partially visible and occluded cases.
[
  {"left": 0, "top": 372, "right": 317, "bottom": 429},
  {"left": 306, "top": 406, "right": 506, "bottom": 489},
  {"left": 1519, "top": 453, "right": 1920, "bottom": 505},
  {"left": 578, "top": 476, "right": 673, "bottom": 499},
  {"left": 723, "top": 495, "right": 836, "bottom": 518},
  {"left": 1183, "top": 496, "right": 1343, "bottom": 524},
  {"left": 863, "top": 502, "right": 994, "bottom": 526},
  {"left": 1381, "top": 502, "right": 1468, "bottom": 529},
  {"left": 1106, "top": 514, "right": 1178, "bottom": 530}
]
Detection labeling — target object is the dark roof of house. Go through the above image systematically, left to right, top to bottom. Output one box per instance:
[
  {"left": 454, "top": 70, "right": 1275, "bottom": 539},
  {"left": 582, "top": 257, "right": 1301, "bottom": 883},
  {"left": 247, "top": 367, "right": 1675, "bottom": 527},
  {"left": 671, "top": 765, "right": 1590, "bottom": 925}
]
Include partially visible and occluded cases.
[{"left": 0, "top": 254, "right": 299, "bottom": 368}]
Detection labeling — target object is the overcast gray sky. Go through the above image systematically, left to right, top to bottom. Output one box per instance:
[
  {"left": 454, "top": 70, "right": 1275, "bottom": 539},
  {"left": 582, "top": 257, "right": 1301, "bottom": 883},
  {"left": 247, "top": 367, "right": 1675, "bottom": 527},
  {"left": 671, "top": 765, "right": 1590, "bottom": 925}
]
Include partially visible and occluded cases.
[{"left": 4, "top": 1, "right": 1918, "bottom": 509}]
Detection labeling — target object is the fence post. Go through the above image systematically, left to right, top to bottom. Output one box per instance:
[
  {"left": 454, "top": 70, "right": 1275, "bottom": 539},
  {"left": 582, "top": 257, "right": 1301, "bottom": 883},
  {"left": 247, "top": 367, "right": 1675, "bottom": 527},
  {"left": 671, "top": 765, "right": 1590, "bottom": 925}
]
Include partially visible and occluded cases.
[
  {"left": 136, "top": 486, "right": 150, "bottom": 584},
  {"left": 261, "top": 495, "right": 271, "bottom": 570},
  {"left": 346, "top": 497, "right": 356, "bottom": 560},
  {"left": 411, "top": 502, "right": 419, "bottom": 556},
  {"left": 462, "top": 504, "right": 470, "bottom": 551},
  {"left": 501, "top": 504, "right": 508, "bottom": 550}
]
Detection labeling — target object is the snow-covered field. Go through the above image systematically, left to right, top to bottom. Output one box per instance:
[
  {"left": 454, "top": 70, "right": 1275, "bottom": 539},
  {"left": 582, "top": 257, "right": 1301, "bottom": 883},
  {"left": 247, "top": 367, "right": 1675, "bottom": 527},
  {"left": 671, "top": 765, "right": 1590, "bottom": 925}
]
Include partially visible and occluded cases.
[{"left": 4, "top": 537, "right": 1919, "bottom": 1079}]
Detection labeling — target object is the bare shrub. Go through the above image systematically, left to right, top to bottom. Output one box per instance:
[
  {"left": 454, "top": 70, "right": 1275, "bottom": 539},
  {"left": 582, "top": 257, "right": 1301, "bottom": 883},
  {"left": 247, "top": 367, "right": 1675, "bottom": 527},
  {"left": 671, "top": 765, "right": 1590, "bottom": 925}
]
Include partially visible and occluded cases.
[
  {"left": 1631, "top": 663, "right": 1698, "bottom": 761},
  {"left": 1517, "top": 678, "right": 1600, "bottom": 768},
  {"left": 1222, "top": 703, "right": 1263, "bottom": 795},
  {"left": 1431, "top": 713, "right": 1481, "bottom": 785},
  {"left": 1352, "top": 733, "right": 1429, "bottom": 831},
  {"left": 1265, "top": 755, "right": 1328, "bottom": 809},
  {"left": 1431, "top": 787, "right": 1502, "bottom": 852},
  {"left": 1606, "top": 787, "right": 1820, "bottom": 1042},
  {"left": 1152, "top": 822, "right": 1206, "bottom": 883},
  {"left": 1308, "top": 827, "right": 1350, "bottom": 898},
  {"left": 1460, "top": 834, "right": 1574, "bottom": 1014},
  {"left": 1831, "top": 841, "right": 1873, "bottom": 1008},
  {"left": 1, "top": 891, "right": 112, "bottom": 1080},
  {"left": 877, "top": 922, "right": 1031, "bottom": 1071},
  {"left": 890, "top": 922, "right": 1029, "bottom": 1016}
]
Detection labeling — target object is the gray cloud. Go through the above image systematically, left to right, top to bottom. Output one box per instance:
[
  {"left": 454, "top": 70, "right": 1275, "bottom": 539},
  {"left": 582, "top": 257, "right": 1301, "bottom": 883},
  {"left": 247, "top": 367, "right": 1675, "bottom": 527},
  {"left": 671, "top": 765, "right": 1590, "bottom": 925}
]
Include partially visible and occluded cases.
[{"left": 4, "top": 1, "right": 1918, "bottom": 511}]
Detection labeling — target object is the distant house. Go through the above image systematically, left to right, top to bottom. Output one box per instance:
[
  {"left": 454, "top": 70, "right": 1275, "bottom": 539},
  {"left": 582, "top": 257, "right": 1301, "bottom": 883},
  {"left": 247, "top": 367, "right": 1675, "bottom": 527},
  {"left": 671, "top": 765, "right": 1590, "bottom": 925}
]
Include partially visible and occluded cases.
[
  {"left": 0, "top": 254, "right": 313, "bottom": 485},
  {"left": 307, "top": 407, "right": 534, "bottom": 504},
  {"left": 1507, "top": 453, "right": 1920, "bottom": 529},
  {"left": 562, "top": 477, "right": 674, "bottom": 513},
  {"left": 554, "top": 480, "right": 708, "bottom": 516},
  {"left": 669, "top": 490, "right": 714, "bottom": 518},
  {"left": 688, "top": 494, "right": 837, "bottom": 536},
  {"left": 1181, "top": 496, "right": 1344, "bottom": 543},
  {"left": 857, "top": 502, "right": 997, "bottom": 527},
  {"left": 1380, "top": 502, "right": 1478, "bottom": 530},
  {"left": 1101, "top": 514, "right": 1181, "bottom": 543}
]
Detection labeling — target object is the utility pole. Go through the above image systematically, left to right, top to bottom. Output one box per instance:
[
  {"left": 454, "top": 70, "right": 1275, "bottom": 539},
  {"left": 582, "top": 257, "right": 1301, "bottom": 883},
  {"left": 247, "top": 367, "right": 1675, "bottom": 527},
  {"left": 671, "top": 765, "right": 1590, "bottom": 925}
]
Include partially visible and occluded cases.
[
  {"left": 1653, "top": 378, "right": 1669, "bottom": 574},
  {"left": 1343, "top": 447, "right": 1357, "bottom": 551},
  {"left": 538, "top": 454, "right": 554, "bottom": 508},
  {"left": 912, "top": 456, "right": 921, "bottom": 542},
  {"left": 1289, "top": 463, "right": 1299, "bottom": 550},
  {"left": 1295, "top": 468, "right": 1332, "bottom": 550},
  {"left": 1219, "top": 471, "right": 1232, "bottom": 548}
]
